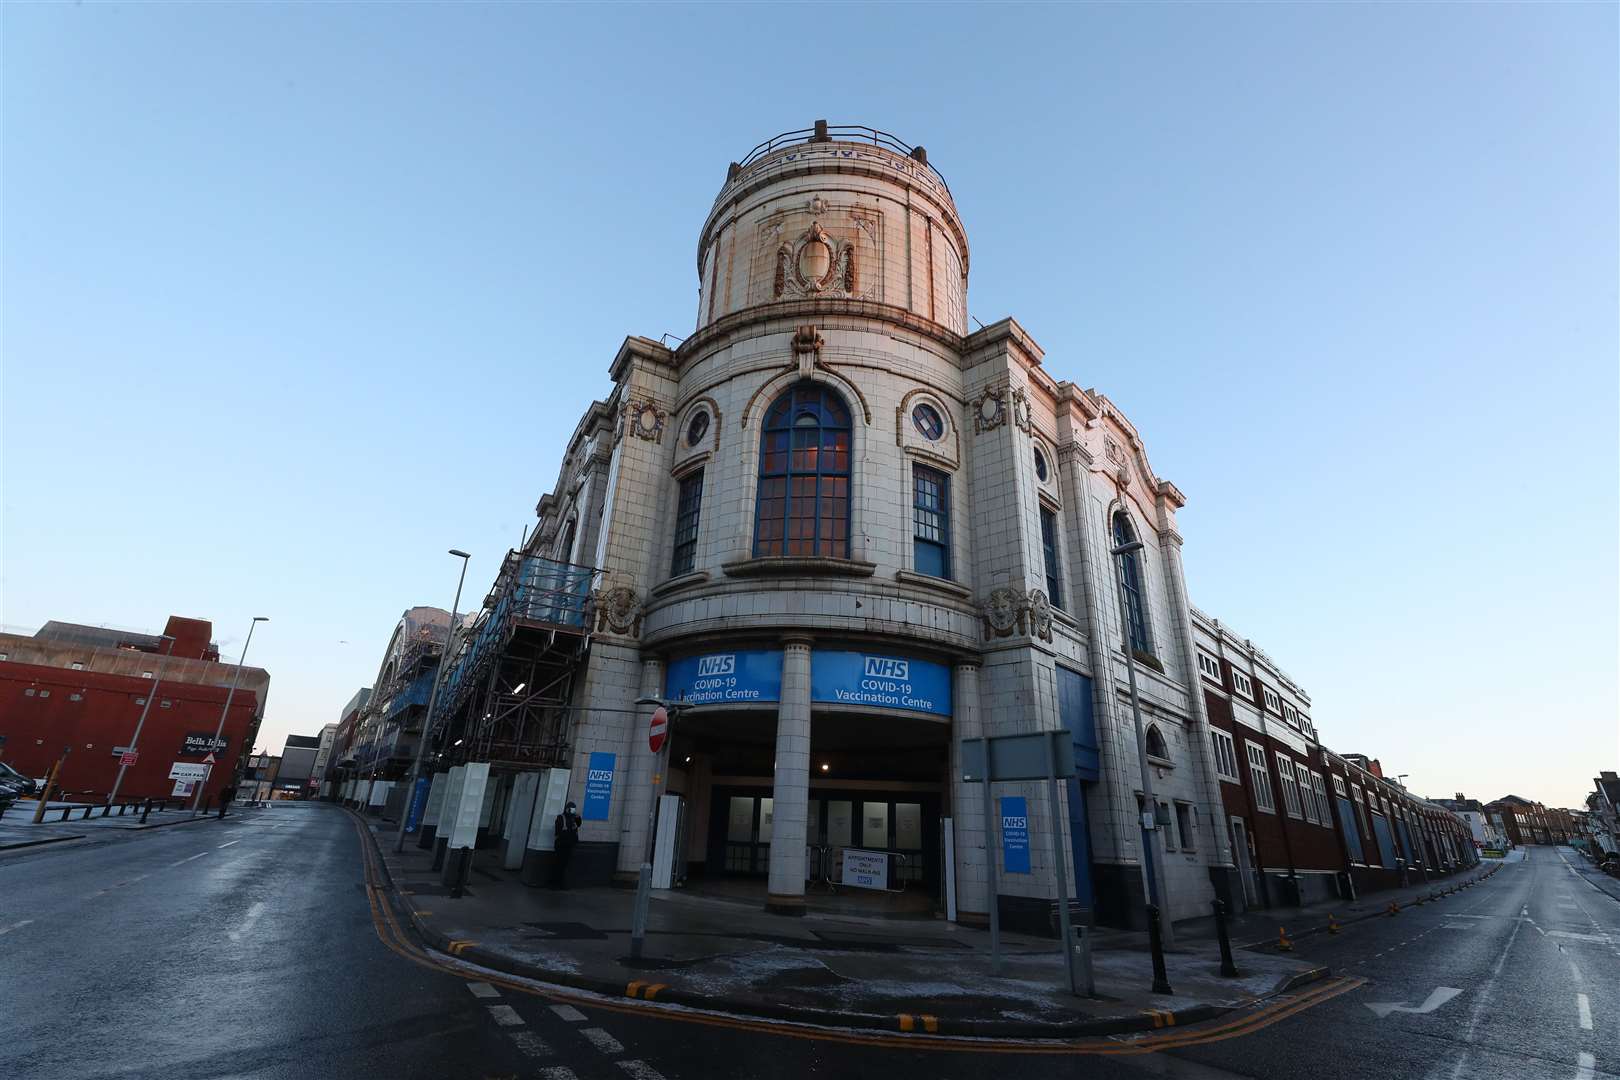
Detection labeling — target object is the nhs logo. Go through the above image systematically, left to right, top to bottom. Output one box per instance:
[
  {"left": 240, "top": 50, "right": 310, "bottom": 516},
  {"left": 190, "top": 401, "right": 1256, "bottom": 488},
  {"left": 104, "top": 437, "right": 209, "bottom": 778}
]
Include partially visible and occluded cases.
[
  {"left": 697, "top": 654, "right": 736, "bottom": 677},
  {"left": 864, "top": 656, "right": 909, "bottom": 680},
  {"left": 587, "top": 769, "right": 613, "bottom": 782}
]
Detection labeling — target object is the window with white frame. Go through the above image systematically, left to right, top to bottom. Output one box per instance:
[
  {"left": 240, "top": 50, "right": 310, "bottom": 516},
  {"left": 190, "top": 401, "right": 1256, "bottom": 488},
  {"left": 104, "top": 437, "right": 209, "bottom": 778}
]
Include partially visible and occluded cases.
[
  {"left": 1197, "top": 652, "right": 1222, "bottom": 683},
  {"left": 71, "top": 661, "right": 85, "bottom": 671},
  {"left": 1231, "top": 670, "right": 1254, "bottom": 698},
  {"left": 1262, "top": 687, "right": 1282, "bottom": 713},
  {"left": 1282, "top": 702, "right": 1298, "bottom": 725},
  {"left": 1209, "top": 728, "right": 1241, "bottom": 783},
  {"left": 1246, "top": 742, "right": 1276, "bottom": 811},
  {"left": 1276, "top": 752, "right": 1304, "bottom": 817},
  {"left": 1295, "top": 762, "right": 1318, "bottom": 823},
  {"left": 1312, "top": 772, "right": 1331, "bottom": 824},
  {"left": 1333, "top": 774, "right": 1348, "bottom": 799},
  {"left": 1352, "top": 784, "right": 1364, "bottom": 804}
]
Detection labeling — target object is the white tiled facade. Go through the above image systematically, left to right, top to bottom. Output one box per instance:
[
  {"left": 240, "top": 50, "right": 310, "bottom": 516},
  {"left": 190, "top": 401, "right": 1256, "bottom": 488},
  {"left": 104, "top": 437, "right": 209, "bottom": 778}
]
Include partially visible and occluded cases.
[{"left": 528, "top": 128, "right": 1240, "bottom": 929}]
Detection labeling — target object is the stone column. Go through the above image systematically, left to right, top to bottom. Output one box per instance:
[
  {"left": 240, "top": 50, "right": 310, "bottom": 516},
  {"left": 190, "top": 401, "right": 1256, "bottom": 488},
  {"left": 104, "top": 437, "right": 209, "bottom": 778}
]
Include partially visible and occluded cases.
[
  {"left": 766, "top": 637, "right": 813, "bottom": 914},
  {"left": 614, "top": 656, "right": 666, "bottom": 882},
  {"left": 950, "top": 660, "right": 988, "bottom": 925}
]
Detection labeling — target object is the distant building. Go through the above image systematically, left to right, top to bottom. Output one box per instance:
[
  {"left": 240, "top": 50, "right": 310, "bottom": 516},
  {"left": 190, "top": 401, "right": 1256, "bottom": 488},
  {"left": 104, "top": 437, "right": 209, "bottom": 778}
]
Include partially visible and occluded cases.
[
  {"left": 0, "top": 615, "right": 269, "bottom": 803},
  {"left": 311, "top": 723, "right": 339, "bottom": 796},
  {"left": 273, "top": 734, "right": 322, "bottom": 798},
  {"left": 240, "top": 751, "right": 280, "bottom": 803},
  {"left": 1588, "top": 771, "right": 1619, "bottom": 855},
  {"left": 1432, "top": 794, "right": 1500, "bottom": 848},
  {"left": 1484, "top": 795, "right": 1575, "bottom": 846}
]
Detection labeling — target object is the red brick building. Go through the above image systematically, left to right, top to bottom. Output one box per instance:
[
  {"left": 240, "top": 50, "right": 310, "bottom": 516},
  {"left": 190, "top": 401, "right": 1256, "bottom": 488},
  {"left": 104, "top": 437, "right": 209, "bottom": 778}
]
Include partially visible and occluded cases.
[{"left": 0, "top": 616, "right": 269, "bottom": 804}]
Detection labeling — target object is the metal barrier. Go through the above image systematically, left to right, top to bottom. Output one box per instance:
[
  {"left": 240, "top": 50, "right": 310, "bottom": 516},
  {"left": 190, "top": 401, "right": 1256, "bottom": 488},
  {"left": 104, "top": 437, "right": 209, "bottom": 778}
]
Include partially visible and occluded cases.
[{"left": 733, "top": 123, "right": 952, "bottom": 194}]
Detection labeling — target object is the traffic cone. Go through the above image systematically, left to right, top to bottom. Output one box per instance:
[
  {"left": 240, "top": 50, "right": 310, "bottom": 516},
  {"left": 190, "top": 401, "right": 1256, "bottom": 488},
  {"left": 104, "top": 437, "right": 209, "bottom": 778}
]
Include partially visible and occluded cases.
[
  {"left": 1387, "top": 900, "right": 1400, "bottom": 917},
  {"left": 1328, "top": 914, "right": 1341, "bottom": 935},
  {"left": 1277, "top": 927, "right": 1294, "bottom": 952}
]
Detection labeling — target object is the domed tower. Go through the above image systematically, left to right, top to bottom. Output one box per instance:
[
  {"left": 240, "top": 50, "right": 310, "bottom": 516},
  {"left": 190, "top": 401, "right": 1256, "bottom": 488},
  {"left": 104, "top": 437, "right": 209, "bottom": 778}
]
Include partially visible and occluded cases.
[{"left": 694, "top": 120, "right": 969, "bottom": 336}]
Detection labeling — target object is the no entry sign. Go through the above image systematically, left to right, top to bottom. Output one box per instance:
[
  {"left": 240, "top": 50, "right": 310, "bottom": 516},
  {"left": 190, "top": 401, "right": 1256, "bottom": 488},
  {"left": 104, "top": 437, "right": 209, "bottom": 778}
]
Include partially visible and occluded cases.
[{"left": 648, "top": 707, "right": 669, "bottom": 753}]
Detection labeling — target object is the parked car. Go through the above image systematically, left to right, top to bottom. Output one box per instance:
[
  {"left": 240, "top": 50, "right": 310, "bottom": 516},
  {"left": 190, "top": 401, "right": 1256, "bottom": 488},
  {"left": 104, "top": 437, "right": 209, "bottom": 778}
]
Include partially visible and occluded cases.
[{"left": 0, "top": 760, "right": 38, "bottom": 796}]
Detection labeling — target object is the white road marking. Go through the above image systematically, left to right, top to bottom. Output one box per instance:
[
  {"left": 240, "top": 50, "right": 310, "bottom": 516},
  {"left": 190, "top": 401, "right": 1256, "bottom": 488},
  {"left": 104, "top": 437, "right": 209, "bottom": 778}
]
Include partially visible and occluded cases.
[
  {"left": 217, "top": 840, "right": 239, "bottom": 848},
  {"left": 167, "top": 852, "right": 208, "bottom": 867},
  {"left": 229, "top": 901, "right": 267, "bottom": 942},
  {"left": 1448, "top": 903, "right": 1528, "bottom": 1080},
  {"left": 0, "top": 920, "right": 35, "bottom": 936},
  {"left": 1442, "top": 923, "right": 1472, "bottom": 930},
  {"left": 1548, "top": 931, "right": 1612, "bottom": 944},
  {"left": 1570, "top": 960, "right": 1584, "bottom": 983},
  {"left": 465, "top": 981, "right": 500, "bottom": 999},
  {"left": 1366, "top": 987, "right": 1463, "bottom": 1019},
  {"left": 1577, "top": 993, "right": 1593, "bottom": 1030},
  {"left": 487, "top": 1004, "right": 524, "bottom": 1027},
  {"left": 550, "top": 1004, "right": 588, "bottom": 1023},
  {"left": 579, "top": 1027, "right": 624, "bottom": 1054},
  {"left": 509, "top": 1031, "right": 552, "bottom": 1057},
  {"left": 1576, "top": 1052, "right": 1595, "bottom": 1080},
  {"left": 617, "top": 1062, "right": 666, "bottom": 1080},
  {"left": 539, "top": 1069, "right": 578, "bottom": 1080}
]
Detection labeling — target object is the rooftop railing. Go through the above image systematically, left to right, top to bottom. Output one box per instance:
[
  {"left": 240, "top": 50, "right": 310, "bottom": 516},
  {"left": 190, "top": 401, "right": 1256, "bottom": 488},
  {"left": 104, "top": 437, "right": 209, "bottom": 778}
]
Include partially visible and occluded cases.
[{"left": 729, "top": 121, "right": 950, "bottom": 195}]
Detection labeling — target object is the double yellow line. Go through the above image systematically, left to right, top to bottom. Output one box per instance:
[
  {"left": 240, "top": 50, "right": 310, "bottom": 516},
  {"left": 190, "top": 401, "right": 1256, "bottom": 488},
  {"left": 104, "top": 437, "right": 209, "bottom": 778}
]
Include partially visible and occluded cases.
[{"left": 349, "top": 814, "right": 1364, "bottom": 1055}]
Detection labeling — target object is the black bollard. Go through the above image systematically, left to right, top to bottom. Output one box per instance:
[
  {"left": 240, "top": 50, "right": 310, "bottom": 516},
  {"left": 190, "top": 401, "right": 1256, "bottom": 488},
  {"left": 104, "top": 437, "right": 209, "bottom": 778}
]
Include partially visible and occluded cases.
[
  {"left": 140, "top": 800, "right": 152, "bottom": 824},
  {"left": 61, "top": 807, "right": 72, "bottom": 822},
  {"left": 1213, "top": 899, "right": 1240, "bottom": 977},
  {"left": 1146, "top": 904, "right": 1174, "bottom": 994}
]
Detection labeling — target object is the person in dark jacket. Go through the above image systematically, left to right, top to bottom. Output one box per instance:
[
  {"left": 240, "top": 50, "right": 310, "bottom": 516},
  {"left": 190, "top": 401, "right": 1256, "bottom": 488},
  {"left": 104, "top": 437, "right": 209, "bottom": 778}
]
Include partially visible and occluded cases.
[
  {"left": 217, "top": 785, "right": 235, "bottom": 820},
  {"left": 552, "top": 801, "right": 582, "bottom": 888}
]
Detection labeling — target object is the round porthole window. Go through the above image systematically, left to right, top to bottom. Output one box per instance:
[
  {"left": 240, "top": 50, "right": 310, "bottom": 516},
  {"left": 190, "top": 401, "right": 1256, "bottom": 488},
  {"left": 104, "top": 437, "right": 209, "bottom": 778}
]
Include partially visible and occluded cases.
[
  {"left": 912, "top": 402, "right": 945, "bottom": 441},
  {"left": 686, "top": 410, "right": 710, "bottom": 447},
  {"left": 1034, "top": 445, "right": 1050, "bottom": 482}
]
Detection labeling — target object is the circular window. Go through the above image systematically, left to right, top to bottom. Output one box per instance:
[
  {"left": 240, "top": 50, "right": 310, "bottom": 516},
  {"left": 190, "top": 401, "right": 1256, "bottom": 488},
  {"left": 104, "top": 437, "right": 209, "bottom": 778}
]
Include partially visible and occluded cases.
[
  {"left": 912, "top": 402, "right": 945, "bottom": 441},
  {"left": 686, "top": 410, "right": 710, "bottom": 447},
  {"left": 1034, "top": 445, "right": 1049, "bottom": 482}
]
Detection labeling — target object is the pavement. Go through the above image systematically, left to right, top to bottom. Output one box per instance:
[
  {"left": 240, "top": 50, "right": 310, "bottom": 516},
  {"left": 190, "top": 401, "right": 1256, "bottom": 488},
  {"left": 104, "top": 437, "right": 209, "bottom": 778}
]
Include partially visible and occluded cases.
[
  {"left": 0, "top": 798, "right": 220, "bottom": 849},
  {"left": 5, "top": 802, "right": 1611, "bottom": 1080},
  {"left": 369, "top": 816, "right": 1326, "bottom": 1037}
]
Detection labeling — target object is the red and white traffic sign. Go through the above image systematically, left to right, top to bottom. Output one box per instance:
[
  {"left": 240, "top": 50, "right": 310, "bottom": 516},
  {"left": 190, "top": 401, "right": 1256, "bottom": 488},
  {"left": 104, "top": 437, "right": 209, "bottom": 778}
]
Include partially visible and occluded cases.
[
  {"left": 648, "top": 707, "right": 669, "bottom": 753},
  {"left": 119, "top": 751, "right": 139, "bottom": 766},
  {"left": 202, "top": 752, "right": 217, "bottom": 764}
]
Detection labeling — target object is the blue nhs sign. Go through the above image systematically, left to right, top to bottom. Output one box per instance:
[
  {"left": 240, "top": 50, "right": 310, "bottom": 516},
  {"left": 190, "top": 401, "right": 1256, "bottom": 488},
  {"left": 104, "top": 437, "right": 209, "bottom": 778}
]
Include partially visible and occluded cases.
[
  {"left": 665, "top": 649, "right": 783, "bottom": 705},
  {"left": 811, "top": 651, "right": 951, "bottom": 717}
]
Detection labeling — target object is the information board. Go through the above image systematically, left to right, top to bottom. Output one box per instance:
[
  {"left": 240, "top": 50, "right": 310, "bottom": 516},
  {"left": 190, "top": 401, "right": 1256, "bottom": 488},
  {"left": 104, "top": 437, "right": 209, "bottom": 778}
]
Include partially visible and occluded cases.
[
  {"left": 664, "top": 650, "right": 783, "bottom": 704},
  {"left": 582, "top": 751, "right": 615, "bottom": 821},
  {"left": 1001, "top": 796, "right": 1031, "bottom": 874},
  {"left": 841, "top": 848, "right": 889, "bottom": 890}
]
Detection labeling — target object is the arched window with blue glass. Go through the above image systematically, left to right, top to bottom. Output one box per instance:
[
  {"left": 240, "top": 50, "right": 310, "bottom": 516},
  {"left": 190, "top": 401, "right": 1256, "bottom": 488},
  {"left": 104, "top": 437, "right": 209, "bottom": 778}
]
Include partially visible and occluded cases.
[
  {"left": 754, "top": 381, "right": 852, "bottom": 558},
  {"left": 1112, "top": 511, "right": 1153, "bottom": 655}
]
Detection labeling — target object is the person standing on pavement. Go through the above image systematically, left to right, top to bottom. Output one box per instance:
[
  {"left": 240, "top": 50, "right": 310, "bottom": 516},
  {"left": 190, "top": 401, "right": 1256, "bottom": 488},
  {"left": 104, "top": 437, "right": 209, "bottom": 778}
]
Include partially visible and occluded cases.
[
  {"left": 217, "top": 785, "right": 235, "bottom": 820},
  {"left": 552, "top": 801, "right": 581, "bottom": 888}
]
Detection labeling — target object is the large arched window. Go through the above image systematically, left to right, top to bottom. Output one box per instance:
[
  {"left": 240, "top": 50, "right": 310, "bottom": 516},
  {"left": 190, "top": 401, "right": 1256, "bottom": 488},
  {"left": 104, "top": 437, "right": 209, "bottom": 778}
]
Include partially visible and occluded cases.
[
  {"left": 754, "top": 382, "right": 852, "bottom": 557},
  {"left": 1112, "top": 512, "right": 1152, "bottom": 654},
  {"left": 1145, "top": 724, "right": 1169, "bottom": 760}
]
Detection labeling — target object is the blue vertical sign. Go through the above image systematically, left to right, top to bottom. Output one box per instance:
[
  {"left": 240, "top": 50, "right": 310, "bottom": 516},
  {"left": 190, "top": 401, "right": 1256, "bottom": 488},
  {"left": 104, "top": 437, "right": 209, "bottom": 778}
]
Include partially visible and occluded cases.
[
  {"left": 582, "top": 751, "right": 616, "bottom": 821},
  {"left": 403, "top": 776, "right": 432, "bottom": 833},
  {"left": 1001, "top": 796, "right": 1031, "bottom": 874}
]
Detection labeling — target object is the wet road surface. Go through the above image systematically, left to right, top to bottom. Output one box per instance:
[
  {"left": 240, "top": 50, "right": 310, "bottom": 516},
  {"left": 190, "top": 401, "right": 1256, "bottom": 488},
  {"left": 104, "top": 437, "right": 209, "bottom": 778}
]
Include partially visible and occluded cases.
[{"left": 3, "top": 804, "right": 1612, "bottom": 1079}]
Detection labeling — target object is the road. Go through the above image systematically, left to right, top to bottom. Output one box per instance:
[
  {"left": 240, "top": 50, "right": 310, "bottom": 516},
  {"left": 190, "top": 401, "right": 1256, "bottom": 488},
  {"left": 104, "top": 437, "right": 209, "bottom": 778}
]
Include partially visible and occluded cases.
[{"left": 2, "top": 804, "right": 1613, "bottom": 1079}]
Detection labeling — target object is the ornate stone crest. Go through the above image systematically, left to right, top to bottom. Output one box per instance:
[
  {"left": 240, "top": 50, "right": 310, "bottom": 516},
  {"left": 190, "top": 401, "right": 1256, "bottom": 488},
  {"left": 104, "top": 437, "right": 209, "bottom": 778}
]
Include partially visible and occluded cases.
[
  {"left": 775, "top": 221, "right": 858, "bottom": 299},
  {"left": 971, "top": 385, "right": 1032, "bottom": 435},
  {"left": 622, "top": 398, "right": 666, "bottom": 443},
  {"left": 591, "top": 585, "right": 642, "bottom": 637},
  {"left": 979, "top": 586, "right": 1054, "bottom": 643}
]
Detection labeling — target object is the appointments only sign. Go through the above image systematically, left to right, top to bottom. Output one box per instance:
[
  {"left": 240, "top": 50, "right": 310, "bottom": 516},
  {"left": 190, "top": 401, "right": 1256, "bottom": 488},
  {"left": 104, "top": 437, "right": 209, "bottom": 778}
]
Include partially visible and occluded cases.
[
  {"left": 664, "top": 650, "right": 783, "bottom": 705},
  {"left": 810, "top": 652, "right": 952, "bottom": 716},
  {"left": 582, "top": 751, "right": 615, "bottom": 821},
  {"left": 1000, "top": 796, "right": 1031, "bottom": 873},
  {"left": 841, "top": 849, "right": 889, "bottom": 890}
]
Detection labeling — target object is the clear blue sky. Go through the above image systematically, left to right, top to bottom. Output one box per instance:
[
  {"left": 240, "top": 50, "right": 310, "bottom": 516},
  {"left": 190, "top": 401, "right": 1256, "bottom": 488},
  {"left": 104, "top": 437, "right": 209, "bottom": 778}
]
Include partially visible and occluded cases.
[{"left": 4, "top": 5, "right": 1614, "bottom": 808}]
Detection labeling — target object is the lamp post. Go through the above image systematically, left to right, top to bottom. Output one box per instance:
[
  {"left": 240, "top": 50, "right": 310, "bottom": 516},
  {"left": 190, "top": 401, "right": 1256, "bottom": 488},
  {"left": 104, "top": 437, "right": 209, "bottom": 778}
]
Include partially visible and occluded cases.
[
  {"left": 1110, "top": 536, "right": 1174, "bottom": 952},
  {"left": 394, "top": 548, "right": 471, "bottom": 853},
  {"left": 192, "top": 617, "right": 268, "bottom": 814},
  {"left": 106, "top": 634, "right": 175, "bottom": 807},
  {"left": 628, "top": 694, "right": 686, "bottom": 961}
]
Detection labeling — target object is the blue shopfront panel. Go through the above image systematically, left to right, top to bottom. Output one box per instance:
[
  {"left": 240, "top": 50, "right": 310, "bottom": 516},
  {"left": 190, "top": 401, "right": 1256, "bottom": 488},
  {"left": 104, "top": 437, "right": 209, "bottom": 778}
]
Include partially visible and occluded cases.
[
  {"left": 665, "top": 649, "right": 783, "bottom": 705},
  {"left": 810, "top": 651, "right": 952, "bottom": 716},
  {"left": 1057, "top": 666, "right": 1097, "bottom": 908},
  {"left": 1337, "top": 797, "right": 1365, "bottom": 863},
  {"left": 1371, "top": 814, "right": 1397, "bottom": 868}
]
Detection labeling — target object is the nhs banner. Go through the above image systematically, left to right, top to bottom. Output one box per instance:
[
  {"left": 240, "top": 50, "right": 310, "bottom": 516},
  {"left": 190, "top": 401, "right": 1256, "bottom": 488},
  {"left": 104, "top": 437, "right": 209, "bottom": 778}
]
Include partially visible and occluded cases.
[
  {"left": 665, "top": 649, "right": 783, "bottom": 705},
  {"left": 810, "top": 651, "right": 952, "bottom": 716},
  {"left": 581, "top": 751, "right": 616, "bottom": 821},
  {"left": 1000, "top": 796, "right": 1032, "bottom": 874}
]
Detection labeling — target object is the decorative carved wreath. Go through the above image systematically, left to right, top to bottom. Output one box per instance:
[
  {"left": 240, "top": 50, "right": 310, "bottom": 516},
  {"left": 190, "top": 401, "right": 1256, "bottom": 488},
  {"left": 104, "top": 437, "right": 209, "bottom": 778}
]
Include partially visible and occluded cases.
[
  {"left": 775, "top": 221, "right": 858, "bottom": 299},
  {"left": 623, "top": 399, "right": 666, "bottom": 443},
  {"left": 592, "top": 585, "right": 642, "bottom": 638}
]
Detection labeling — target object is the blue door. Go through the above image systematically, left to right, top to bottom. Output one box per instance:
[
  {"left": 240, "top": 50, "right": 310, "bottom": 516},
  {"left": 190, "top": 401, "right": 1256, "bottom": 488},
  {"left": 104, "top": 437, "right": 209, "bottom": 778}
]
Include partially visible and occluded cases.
[{"left": 1058, "top": 667, "right": 1099, "bottom": 909}]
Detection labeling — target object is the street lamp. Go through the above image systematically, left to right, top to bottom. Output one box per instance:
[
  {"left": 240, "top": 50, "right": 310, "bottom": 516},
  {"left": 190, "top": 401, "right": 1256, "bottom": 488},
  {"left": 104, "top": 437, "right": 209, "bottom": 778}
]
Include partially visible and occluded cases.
[
  {"left": 1110, "top": 536, "right": 1175, "bottom": 974},
  {"left": 393, "top": 548, "right": 472, "bottom": 853},
  {"left": 192, "top": 617, "right": 268, "bottom": 815},
  {"left": 106, "top": 634, "right": 175, "bottom": 807},
  {"left": 628, "top": 694, "right": 687, "bottom": 961}
]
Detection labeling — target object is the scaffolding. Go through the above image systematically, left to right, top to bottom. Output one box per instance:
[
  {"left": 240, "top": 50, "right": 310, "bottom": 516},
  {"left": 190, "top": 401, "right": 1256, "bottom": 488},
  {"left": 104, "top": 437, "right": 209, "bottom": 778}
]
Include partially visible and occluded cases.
[{"left": 430, "top": 551, "right": 595, "bottom": 772}]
